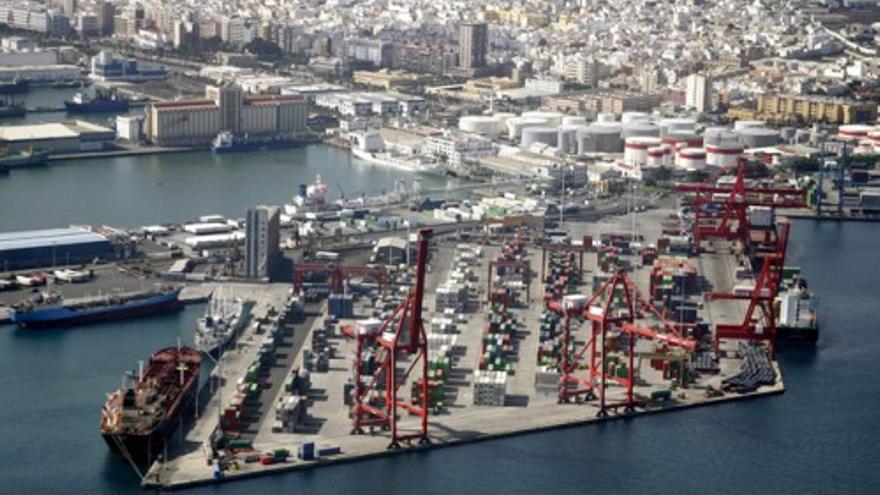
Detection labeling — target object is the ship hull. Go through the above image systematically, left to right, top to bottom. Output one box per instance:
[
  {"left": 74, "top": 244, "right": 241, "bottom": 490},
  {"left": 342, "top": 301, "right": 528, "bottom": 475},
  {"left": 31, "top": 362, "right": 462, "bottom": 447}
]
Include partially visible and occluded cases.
[
  {"left": 0, "top": 81, "right": 29, "bottom": 94},
  {"left": 64, "top": 101, "right": 130, "bottom": 113},
  {"left": 213, "top": 136, "right": 318, "bottom": 153},
  {"left": 14, "top": 291, "right": 182, "bottom": 328},
  {"left": 776, "top": 325, "right": 819, "bottom": 345},
  {"left": 101, "top": 378, "right": 198, "bottom": 464}
]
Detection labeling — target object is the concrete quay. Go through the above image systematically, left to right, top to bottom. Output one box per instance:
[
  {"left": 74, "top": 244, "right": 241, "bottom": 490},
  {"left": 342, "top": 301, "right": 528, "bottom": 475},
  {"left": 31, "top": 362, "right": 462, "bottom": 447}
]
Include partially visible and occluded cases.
[{"left": 142, "top": 206, "right": 787, "bottom": 490}]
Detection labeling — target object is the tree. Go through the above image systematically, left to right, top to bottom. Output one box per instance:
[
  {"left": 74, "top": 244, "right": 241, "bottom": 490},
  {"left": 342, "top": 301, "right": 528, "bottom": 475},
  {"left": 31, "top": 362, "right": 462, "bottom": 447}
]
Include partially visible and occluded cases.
[{"left": 245, "top": 37, "right": 282, "bottom": 62}]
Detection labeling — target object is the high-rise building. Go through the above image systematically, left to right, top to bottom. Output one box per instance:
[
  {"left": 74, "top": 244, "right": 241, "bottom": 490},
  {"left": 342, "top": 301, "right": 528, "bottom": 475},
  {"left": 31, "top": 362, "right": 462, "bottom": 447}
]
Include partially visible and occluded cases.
[
  {"left": 60, "top": 0, "right": 77, "bottom": 17},
  {"left": 96, "top": 0, "right": 115, "bottom": 35},
  {"left": 459, "top": 22, "right": 488, "bottom": 69},
  {"left": 685, "top": 73, "right": 712, "bottom": 113},
  {"left": 245, "top": 205, "right": 280, "bottom": 280}
]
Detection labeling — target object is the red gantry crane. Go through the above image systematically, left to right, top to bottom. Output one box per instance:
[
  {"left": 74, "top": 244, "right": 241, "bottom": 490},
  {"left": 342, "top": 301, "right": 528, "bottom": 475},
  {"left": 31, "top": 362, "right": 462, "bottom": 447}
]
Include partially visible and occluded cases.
[
  {"left": 675, "top": 160, "right": 806, "bottom": 252},
  {"left": 676, "top": 161, "right": 805, "bottom": 353},
  {"left": 707, "top": 221, "right": 790, "bottom": 353},
  {"left": 349, "top": 229, "right": 432, "bottom": 449},
  {"left": 547, "top": 269, "right": 696, "bottom": 417}
]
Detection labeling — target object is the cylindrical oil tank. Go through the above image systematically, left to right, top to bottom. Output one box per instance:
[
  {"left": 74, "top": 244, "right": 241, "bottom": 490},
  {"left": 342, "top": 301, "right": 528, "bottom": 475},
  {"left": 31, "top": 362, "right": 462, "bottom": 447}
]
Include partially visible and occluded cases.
[
  {"left": 522, "top": 111, "right": 564, "bottom": 126},
  {"left": 621, "top": 111, "right": 649, "bottom": 124},
  {"left": 596, "top": 112, "right": 617, "bottom": 123},
  {"left": 458, "top": 115, "right": 503, "bottom": 136},
  {"left": 562, "top": 116, "right": 588, "bottom": 127},
  {"left": 507, "top": 117, "right": 549, "bottom": 141},
  {"left": 658, "top": 117, "right": 697, "bottom": 137},
  {"left": 733, "top": 120, "right": 765, "bottom": 132},
  {"left": 622, "top": 121, "right": 660, "bottom": 139},
  {"left": 558, "top": 124, "right": 586, "bottom": 154},
  {"left": 577, "top": 124, "right": 623, "bottom": 153},
  {"left": 838, "top": 124, "right": 876, "bottom": 141},
  {"left": 522, "top": 126, "right": 559, "bottom": 147},
  {"left": 703, "top": 127, "right": 739, "bottom": 147},
  {"left": 739, "top": 127, "right": 780, "bottom": 148},
  {"left": 780, "top": 127, "right": 796, "bottom": 142},
  {"left": 663, "top": 130, "right": 703, "bottom": 151},
  {"left": 867, "top": 130, "right": 880, "bottom": 148},
  {"left": 624, "top": 136, "right": 662, "bottom": 167},
  {"left": 705, "top": 142, "right": 744, "bottom": 167},
  {"left": 646, "top": 146, "right": 667, "bottom": 168},
  {"left": 676, "top": 147, "right": 707, "bottom": 171}
]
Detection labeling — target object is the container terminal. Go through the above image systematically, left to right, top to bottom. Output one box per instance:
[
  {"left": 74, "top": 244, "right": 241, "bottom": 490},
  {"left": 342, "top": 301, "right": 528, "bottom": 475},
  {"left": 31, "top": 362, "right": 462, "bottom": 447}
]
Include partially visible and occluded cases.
[{"left": 0, "top": 160, "right": 809, "bottom": 489}]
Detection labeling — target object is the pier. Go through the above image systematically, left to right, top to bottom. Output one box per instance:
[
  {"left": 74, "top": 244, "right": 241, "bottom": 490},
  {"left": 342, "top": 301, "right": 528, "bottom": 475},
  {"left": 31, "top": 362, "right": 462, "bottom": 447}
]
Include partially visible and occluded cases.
[{"left": 140, "top": 205, "right": 788, "bottom": 490}]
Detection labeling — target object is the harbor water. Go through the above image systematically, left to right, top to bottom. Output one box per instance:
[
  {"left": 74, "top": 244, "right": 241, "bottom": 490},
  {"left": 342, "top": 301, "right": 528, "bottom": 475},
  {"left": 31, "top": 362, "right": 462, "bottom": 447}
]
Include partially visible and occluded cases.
[
  {"left": 0, "top": 144, "right": 455, "bottom": 231},
  {"left": 0, "top": 218, "right": 877, "bottom": 493}
]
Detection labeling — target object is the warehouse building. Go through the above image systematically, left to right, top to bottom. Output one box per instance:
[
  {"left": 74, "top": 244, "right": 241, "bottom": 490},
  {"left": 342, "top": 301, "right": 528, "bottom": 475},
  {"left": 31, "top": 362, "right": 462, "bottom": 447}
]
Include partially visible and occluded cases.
[
  {"left": 144, "top": 84, "right": 309, "bottom": 147},
  {"left": 0, "top": 121, "right": 115, "bottom": 153},
  {"left": 0, "top": 227, "right": 112, "bottom": 270}
]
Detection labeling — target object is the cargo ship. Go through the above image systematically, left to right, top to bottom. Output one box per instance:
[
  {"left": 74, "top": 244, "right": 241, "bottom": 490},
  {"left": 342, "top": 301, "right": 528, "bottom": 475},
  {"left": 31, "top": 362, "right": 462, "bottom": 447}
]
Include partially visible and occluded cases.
[
  {"left": 64, "top": 90, "right": 130, "bottom": 113},
  {"left": 211, "top": 130, "right": 320, "bottom": 153},
  {"left": 776, "top": 277, "right": 819, "bottom": 345},
  {"left": 11, "top": 287, "right": 182, "bottom": 328},
  {"left": 194, "top": 289, "right": 252, "bottom": 357},
  {"left": 100, "top": 345, "right": 202, "bottom": 464}
]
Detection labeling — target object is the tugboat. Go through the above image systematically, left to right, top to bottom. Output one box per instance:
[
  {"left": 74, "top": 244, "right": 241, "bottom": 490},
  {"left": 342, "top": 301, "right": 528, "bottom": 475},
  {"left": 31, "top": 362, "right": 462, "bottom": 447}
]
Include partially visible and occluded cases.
[
  {"left": 64, "top": 89, "right": 130, "bottom": 113},
  {"left": 100, "top": 344, "right": 202, "bottom": 464}
]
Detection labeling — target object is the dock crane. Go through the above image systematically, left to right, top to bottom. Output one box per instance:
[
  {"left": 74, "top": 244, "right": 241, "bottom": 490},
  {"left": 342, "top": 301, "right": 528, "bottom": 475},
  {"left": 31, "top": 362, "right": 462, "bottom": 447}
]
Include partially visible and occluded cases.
[
  {"left": 349, "top": 229, "right": 433, "bottom": 448},
  {"left": 547, "top": 269, "right": 696, "bottom": 417}
]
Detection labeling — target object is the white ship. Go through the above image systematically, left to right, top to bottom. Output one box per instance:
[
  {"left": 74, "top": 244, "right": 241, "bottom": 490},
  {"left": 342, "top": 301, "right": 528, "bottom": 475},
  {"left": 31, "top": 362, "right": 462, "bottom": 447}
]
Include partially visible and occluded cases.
[
  {"left": 349, "top": 130, "right": 444, "bottom": 175},
  {"left": 351, "top": 147, "right": 444, "bottom": 175},
  {"left": 283, "top": 174, "right": 334, "bottom": 217},
  {"left": 194, "top": 288, "right": 252, "bottom": 357}
]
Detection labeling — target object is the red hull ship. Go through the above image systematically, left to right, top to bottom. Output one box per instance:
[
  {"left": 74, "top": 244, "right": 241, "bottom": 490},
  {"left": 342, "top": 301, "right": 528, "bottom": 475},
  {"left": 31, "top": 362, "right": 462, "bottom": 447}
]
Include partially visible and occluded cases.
[{"left": 100, "top": 345, "right": 202, "bottom": 464}]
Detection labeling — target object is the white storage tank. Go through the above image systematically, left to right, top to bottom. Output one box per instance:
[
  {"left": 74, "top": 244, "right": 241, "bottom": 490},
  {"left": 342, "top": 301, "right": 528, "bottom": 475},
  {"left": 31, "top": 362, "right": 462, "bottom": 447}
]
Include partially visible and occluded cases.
[
  {"left": 522, "top": 111, "right": 564, "bottom": 126},
  {"left": 621, "top": 111, "right": 649, "bottom": 124},
  {"left": 596, "top": 112, "right": 617, "bottom": 123},
  {"left": 459, "top": 115, "right": 503, "bottom": 136},
  {"left": 561, "top": 116, "right": 588, "bottom": 127},
  {"left": 507, "top": 117, "right": 549, "bottom": 141},
  {"left": 658, "top": 117, "right": 697, "bottom": 137},
  {"left": 733, "top": 120, "right": 766, "bottom": 132},
  {"left": 622, "top": 121, "right": 660, "bottom": 138},
  {"left": 558, "top": 124, "right": 586, "bottom": 154},
  {"left": 577, "top": 124, "right": 623, "bottom": 153},
  {"left": 838, "top": 124, "right": 876, "bottom": 141},
  {"left": 521, "top": 126, "right": 559, "bottom": 147},
  {"left": 703, "top": 127, "right": 737, "bottom": 146},
  {"left": 739, "top": 127, "right": 780, "bottom": 148},
  {"left": 780, "top": 127, "right": 796, "bottom": 143},
  {"left": 794, "top": 129, "right": 811, "bottom": 144},
  {"left": 663, "top": 130, "right": 703, "bottom": 151},
  {"left": 867, "top": 130, "right": 880, "bottom": 148},
  {"left": 624, "top": 136, "right": 662, "bottom": 167},
  {"left": 705, "top": 142, "right": 744, "bottom": 167},
  {"left": 646, "top": 146, "right": 667, "bottom": 168},
  {"left": 676, "top": 147, "right": 707, "bottom": 171}
]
